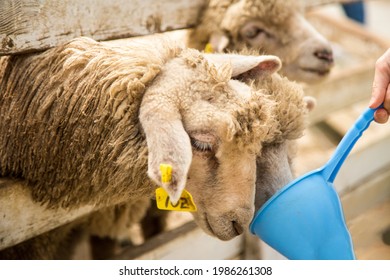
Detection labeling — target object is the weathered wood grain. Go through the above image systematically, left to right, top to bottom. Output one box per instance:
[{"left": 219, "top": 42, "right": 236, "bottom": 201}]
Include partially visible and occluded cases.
[
  {"left": 0, "top": 0, "right": 206, "bottom": 55},
  {"left": 0, "top": 0, "right": 372, "bottom": 55},
  {"left": 0, "top": 179, "right": 95, "bottom": 250}
]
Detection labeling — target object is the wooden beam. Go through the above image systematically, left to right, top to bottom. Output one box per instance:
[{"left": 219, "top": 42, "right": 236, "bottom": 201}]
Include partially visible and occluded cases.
[
  {"left": 0, "top": 0, "right": 206, "bottom": 55},
  {"left": 306, "top": 64, "right": 374, "bottom": 124},
  {"left": 297, "top": 101, "right": 390, "bottom": 196},
  {"left": 332, "top": 118, "right": 390, "bottom": 195},
  {"left": 341, "top": 166, "right": 390, "bottom": 221},
  {"left": 0, "top": 176, "right": 244, "bottom": 259},
  {"left": 0, "top": 179, "right": 95, "bottom": 250},
  {"left": 115, "top": 221, "right": 244, "bottom": 260}
]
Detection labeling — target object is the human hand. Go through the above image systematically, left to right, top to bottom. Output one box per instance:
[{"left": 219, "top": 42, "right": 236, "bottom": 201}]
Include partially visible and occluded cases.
[{"left": 369, "top": 48, "right": 390, "bottom": 123}]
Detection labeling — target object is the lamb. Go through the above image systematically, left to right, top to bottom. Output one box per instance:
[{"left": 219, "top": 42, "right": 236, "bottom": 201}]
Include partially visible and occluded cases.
[
  {"left": 187, "top": 0, "right": 334, "bottom": 84},
  {"left": 0, "top": 36, "right": 303, "bottom": 258}
]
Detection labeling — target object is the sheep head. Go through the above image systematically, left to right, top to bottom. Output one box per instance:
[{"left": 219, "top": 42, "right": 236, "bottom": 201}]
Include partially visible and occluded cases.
[
  {"left": 189, "top": 0, "right": 334, "bottom": 84},
  {"left": 140, "top": 50, "right": 281, "bottom": 240},
  {"left": 200, "top": 52, "right": 314, "bottom": 212},
  {"left": 252, "top": 76, "right": 315, "bottom": 210}
]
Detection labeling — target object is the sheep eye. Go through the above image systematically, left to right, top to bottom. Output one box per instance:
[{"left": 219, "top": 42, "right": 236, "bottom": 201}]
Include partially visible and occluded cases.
[
  {"left": 244, "top": 27, "right": 264, "bottom": 39},
  {"left": 190, "top": 138, "right": 213, "bottom": 152}
]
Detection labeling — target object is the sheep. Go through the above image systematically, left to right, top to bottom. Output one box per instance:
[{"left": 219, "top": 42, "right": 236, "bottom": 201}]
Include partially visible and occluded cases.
[
  {"left": 187, "top": 0, "right": 334, "bottom": 84},
  {"left": 93, "top": 17, "right": 320, "bottom": 250},
  {"left": 0, "top": 36, "right": 298, "bottom": 259},
  {"left": 86, "top": 50, "right": 313, "bottom": 258},
  {"left": 88, "top": 51, "right": 314, "bottom": 259},
  {"left": 204, "top": 52, "right": 315, "bottom": 260}
]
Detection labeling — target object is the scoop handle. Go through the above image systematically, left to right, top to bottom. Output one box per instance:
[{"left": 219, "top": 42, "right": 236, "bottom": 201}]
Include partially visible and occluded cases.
[{"left": 323, "top": 106, "right": 380, "bottom": 183}]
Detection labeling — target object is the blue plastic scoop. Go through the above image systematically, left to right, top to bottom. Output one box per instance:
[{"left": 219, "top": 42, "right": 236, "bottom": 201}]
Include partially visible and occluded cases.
[{"left": 250, "top": 106, "right": 381, "bottom": 260}]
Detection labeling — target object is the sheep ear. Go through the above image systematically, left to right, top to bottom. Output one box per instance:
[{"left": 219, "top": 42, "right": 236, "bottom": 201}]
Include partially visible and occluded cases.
[
  {"left": 208, "top": 32, "right": 230, "bottom": 53},
  {"left": 204, "top": 53, "right": 282, "bottom": 79},
  {"left": 140, "top": 106, "right": 192, "bottom": 205}
]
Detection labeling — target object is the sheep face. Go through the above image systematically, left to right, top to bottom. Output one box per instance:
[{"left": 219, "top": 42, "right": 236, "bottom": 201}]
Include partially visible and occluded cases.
[
  {"left": 191, "top": 0, "right": 334, "bottom": 84},
  {"left": 140, "top": 51, "right": 280, "bottom": 240},
  {"left": 198, "top": 54, "right": 313, "bottom": 214},
  {"left": 252, "top": 77, "right": 315, "bottom": 211},
  {"left": 186, "top": 137, "right": 257, "bottom": 240},
  {"left": 254, "top": 140, "right": 295, "bottom": 210}
]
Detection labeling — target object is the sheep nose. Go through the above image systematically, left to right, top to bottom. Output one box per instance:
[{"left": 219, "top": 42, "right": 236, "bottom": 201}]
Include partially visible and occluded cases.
[
  {"left": 314, "top": 48, "right": 334, "bottom": 64},
  {"left": 232, "top": 220, "right": 244, "bottom": 235}
]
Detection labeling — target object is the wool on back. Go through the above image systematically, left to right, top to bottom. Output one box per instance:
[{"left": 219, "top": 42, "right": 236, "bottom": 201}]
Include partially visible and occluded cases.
[{"left": 0, "top": 37, "right": 182, "bottom": 208}]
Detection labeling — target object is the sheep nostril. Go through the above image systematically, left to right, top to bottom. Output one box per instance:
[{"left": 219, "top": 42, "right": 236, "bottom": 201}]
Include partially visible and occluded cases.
[
  {"left": 314, "top": 49, "right": 334, "bottom": 63},
  {"left": 232, "top": 221, "right": 244, "bottom": 235},
  {"left": 382, "top": 226, "right": 390, "bottom": 246}
]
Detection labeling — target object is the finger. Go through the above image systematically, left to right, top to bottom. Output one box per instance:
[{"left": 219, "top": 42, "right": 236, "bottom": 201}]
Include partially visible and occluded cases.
[
  {"left": 370, "top": 51, "right": 390, "bottom": 108},
  {"left": 370, "top": 70, "right": 390, "bottom": 108},
  {"left": 384, "top": 84, "right": 390, "bottom": 113},
  {"left": 374, "top": 108, "right": 389, "bottom": 124}
]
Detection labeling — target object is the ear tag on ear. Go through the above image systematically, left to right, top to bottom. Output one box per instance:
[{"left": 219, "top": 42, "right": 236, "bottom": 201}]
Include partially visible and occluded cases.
[
  {"left": 204, "top": 43, "right": 214, "bottom": 54},
  {"left": 160, "top": 163, "right": 172, "bottom": 184},
  {"left": 155, "top": 164, "right": 197, "bottom": 212}
]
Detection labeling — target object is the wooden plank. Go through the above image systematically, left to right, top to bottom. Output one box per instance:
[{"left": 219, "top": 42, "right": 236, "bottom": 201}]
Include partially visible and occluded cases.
[
  {"left": 0, "top": 0, "right": 206, "bottom": 55},
  {"left": 306, "top": 9, "right": 390, "bottom": 58},
  {"left": 305, "top": 65, "right": 374, "bottom": 124},
  {"left": 321, "top": 102, "right": 390, "bottom": 194},
  {"left": 297, "top": 114, "right": 390, "bottom": 196},
  {"left": 334, "top": 126, "right": 390, "bottom": 194},
  {"left": 341, "top": 167, "right": 390, "bottom": 221},
  {"left": 0, "top": 179, "right": 95, "bottom": 250},
  {"left": 115, "top": 221, "right": 244, "bottom": 260}
]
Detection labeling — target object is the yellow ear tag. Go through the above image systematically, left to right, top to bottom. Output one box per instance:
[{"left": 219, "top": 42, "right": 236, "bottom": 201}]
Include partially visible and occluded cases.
[
  {"left": 204, "top": 43, "right": 214, "bottom": 53},
  {"left": 160, "top": 163, "right": 172, "bottom": 184},
  {"left": 155, "top": 164, "right": 197, "bottom": 212},
  {"left": 156, "top": 187, "right": 197, "bottom": 212}
]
